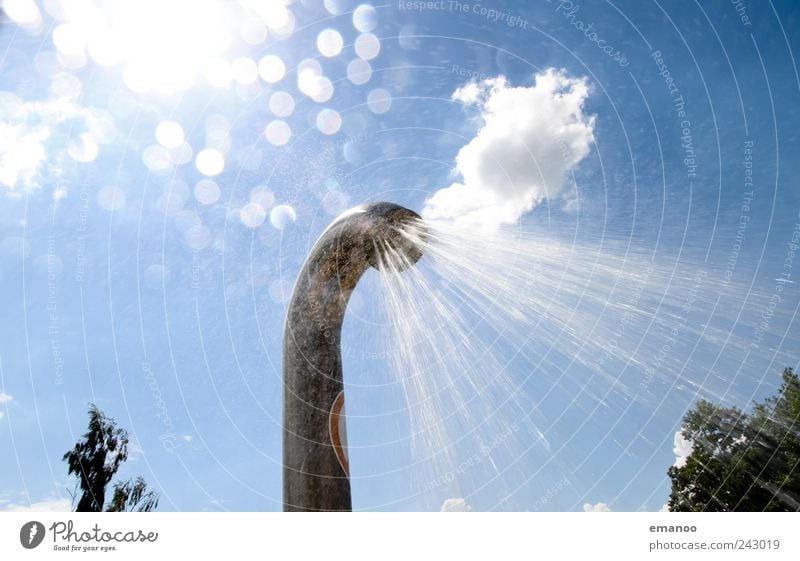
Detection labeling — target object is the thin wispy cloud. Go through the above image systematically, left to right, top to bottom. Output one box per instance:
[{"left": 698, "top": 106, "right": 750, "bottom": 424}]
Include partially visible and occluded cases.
[{"left": 0, "top": 498, "right": 71, "bottom": 512}]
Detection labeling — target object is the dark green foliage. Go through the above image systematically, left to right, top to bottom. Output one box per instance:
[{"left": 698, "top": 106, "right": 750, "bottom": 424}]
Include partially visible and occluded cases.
[
  {"left": 667, "top": 368, "right": 800, "bottom": 511},
  {"left": 64, "top": 404, "right": 159, "bottom": 512},
  {"left": 63, "top": 405, "right": 128, "bottom": 512},
  {"left": 106, "top": 476, "right": 159, "bottom": 512}
]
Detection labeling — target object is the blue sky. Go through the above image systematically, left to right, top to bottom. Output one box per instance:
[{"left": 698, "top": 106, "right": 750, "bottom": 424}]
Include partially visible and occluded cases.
[{"left": 1, "top": 0, "right": 799, "bottom": 512}]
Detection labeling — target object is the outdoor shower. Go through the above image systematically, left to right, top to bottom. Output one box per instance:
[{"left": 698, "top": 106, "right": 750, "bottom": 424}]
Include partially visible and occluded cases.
[{"left": 283, "top": 202, "right": 425, "bottom": 511}]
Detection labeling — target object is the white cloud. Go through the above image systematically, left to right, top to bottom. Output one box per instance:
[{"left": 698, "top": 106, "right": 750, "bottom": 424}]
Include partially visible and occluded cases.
[
  {"left": 422, "top": 68, "right": 595, "bottom": 228},
  {"left": 451, "top": 81, "right": 483, "bottom": 105},
  {"left": 0, "top": 95, "right": 114, "bottom": 194},
  {"left": 0, "top": 122, "right": 49, "bottom": 191},
  {"left": 1, "top": 392, "right": 11, "bottom": 420},
  {"left": 673, "top": 431, "right": 693, "bottom": 468},
  {"left": 1, "top": 498, "right": 71, "bottom": 512},
  {"left": 441, "top": 498, "right": 472, "bottom": 512},
  {"left": 583, "top": 502, "right": 612, "bottom": 512},
  {"left": 659, "top": 503, "right": 669, "bottom": 512}
]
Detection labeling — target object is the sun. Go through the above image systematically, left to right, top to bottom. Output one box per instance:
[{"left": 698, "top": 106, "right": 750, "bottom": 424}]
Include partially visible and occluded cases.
[
  {"left": 14, "top": 0, "right": 297, "bottom": 94},
  {"left": 110, "top": 0, "right": 233, "bottom": 93}
]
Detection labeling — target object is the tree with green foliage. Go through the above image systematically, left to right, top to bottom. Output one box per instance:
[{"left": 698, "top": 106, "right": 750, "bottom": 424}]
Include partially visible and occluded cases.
[
  {"left": 667, "top": 368, "right": 800, "bottom": 511},
  {"left": 63, "top": 404, "right": 159, "bottom": 512},
  {"left": 106, "top": 476, "right": 160, "bottom": 512}
]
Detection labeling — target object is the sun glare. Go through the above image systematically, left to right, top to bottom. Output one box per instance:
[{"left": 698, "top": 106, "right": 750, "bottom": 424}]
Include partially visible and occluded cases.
[
  {"left": 36, "top": 0, "right": 298, "bottom": 94},
  {"left": 114, "top": 0, "right": 230, "bottom": 93}
]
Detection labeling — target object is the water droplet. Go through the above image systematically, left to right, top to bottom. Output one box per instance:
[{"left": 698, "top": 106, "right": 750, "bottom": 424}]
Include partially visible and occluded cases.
[
  {"left": 3, "top": 0, "right": 42, "bottom": 28},
  {"left": 323, "top": 0, "right": 347, "bottom": 15},
  {"left": 353, "top": 4, "right": 378, "bottom": 32},
  {"left": 52, "top": 23, "right": 86, "bottom": 56},
  {"left": 317, "top": 29, "right": 343, "bottom": 57},
  {"left": 355, "top": 33, "right": 380, "bottom": 60},
  {"left": 258, "top": 54, "right": 285, "bottom": 83},
  {"left": 232, "top": 57, "right": 258, "bottom": 85},
  {"left": 347, "top": 59, "right": 372, "bottom": 85},
  {"left": 299, "top": 70, "right": 333, "bottom": 103},
  {"left": 367, "top": 88, "right": 392, "bottom": 114},
  {"left": 269, "top": 91, "right": 295, "bottom": 117},
  {"left": 316, "top": 109, "right": 342, "bottom": 135},
  {"left": 265, "top": 120, "right": 292, "bottom": 146},
  {"left": 156, "top": 121, "right": 185, "bottom": 149},
  {"left": 68, "top": 133, "right": 99, "bottom": 162},
  {"left": 168, "top": 142, "right": 193, "bottom": 166},
  {"left": 142, "top": 145, "right": 172, "bottom": 172},
  {"left": 195, "top": 148, "right": 225, "bottom": 176},
  {"left": 194, "top": 180, "right": 221, "bottom": 205},
  {"left": 250, "top": 187, "right": 275, "bottom": 209},
  {"left": 240, "top": 202, "right": 267, "bottom": 228},
  {"left": 270, "top": 205, "right": 296, "bottom": 229}
]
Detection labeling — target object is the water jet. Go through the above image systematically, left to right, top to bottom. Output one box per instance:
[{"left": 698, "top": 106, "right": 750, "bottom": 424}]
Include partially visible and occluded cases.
[{"left": 283, "top": 202, "right": 425, "bottom": 511}]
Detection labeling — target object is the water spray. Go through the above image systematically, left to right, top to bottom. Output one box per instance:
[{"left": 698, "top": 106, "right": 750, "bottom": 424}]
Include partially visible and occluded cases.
[{"left": 283, "top": 202, "right": 425, "bottom": 511}]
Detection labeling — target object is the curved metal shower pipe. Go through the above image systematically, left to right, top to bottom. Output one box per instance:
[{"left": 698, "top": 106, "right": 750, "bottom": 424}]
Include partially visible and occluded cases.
[{"left": 283, "top": 202, "right": 425, "bottom": 511}]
